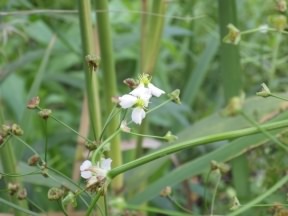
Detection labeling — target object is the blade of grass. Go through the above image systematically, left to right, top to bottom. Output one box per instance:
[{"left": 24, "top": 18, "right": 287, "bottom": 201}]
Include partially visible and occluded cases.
[
  {"left": 218, "top": 0, "right": 249, "bottom": 206},
  {"left": 182, "top": 35, "right": 219, "bottom": 106}
]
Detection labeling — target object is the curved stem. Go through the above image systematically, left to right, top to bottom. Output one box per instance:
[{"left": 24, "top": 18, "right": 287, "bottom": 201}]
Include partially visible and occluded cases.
[{"left": 108, "top": 119, "right": 288, "bottom": 178}]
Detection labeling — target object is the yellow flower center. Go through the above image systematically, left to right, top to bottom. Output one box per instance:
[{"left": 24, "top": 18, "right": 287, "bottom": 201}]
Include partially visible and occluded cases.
[
  {"left": 139, "top": 74, "right": 151, "bottom": 87},
  {"left": 135, "top": 98, "right": 145, "bottom": 108}
]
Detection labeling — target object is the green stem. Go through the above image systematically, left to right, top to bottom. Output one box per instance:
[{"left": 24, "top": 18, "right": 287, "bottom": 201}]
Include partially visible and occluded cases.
[
  {"left": 78, "top": 0, "right": 102, "bottom": 140},
  {"left": 94, "top": 0, "right": 123, "bottom": 191},
  {"left": 268, "top": 33, "right": 281, "bottom": 86},
  {"left": 270, "top": 93, "right": 288, "bottom": 102},
  {"left": 146, "top": 98, "right": 171, "bottom": 114},
  {"left": 46, "top": 110, "right": 94, "bottom": 143},
  {"left": 240, "top": 111, "right": 288, "bottom": 151},
  {"left": 44, "top": 119, "right": 48, "bottom": 163},
  {"left": 108, "top": 119, "right": 288, "bottom": 178},
  {"left": 91, "top": 129, "right": 121, "bottom": 163},
  {"left": 128, "top": 131, "right": 167, "bottom": 140},
  {"left": 10, "top": 134, "right": 40, "bottom": 156},
  {"left": 210, "top": 171, "right": 221, "bottom": 216},
  {"left": 227, "top": 174, "right": 288, "bottom": 216},
  {"left": 85, "top": 188, "right": 104, "bottom": 216},
  {"left": 167, "top": 195, "right": 193, "bottom": 214}
]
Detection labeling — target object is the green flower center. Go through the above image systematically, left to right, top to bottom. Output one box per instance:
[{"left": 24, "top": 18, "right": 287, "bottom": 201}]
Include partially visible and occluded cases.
[
  {"left": 139, "top": 74, "right": 151, "bottom": 87},
  {"left": 135, "top": 98, "right": 146, "bottom": 108}
]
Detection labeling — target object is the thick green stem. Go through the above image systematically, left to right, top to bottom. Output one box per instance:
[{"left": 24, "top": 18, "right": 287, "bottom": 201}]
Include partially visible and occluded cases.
[
  {"left": 78, "top": 0, "right": 102, "bottom": 139},
  {"left": 94, "top": 0, "right": 123, "bottom": 191},
  {"left": 0, "top": 116, "right": 28, "bottom": 215},
  {"left": 108, "top": 119, "right": 288, "bottom": 178},
  {"left": 0, "top": 144, "right": 28, "bottom": 215}
]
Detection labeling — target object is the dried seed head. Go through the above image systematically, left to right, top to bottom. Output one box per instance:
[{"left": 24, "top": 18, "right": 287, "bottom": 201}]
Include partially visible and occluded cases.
[
  {"left": 276, "top": 0, "right": 287, "bottom": 12},
  {"left": 85, "top": 55, "right": 100, "bottom": 71},
  {"left": 123, "top": 78, "right": 138, "bottom": 89},
  {"left": 27, "top": 96, "right": 40, "bottom": 109},
  {"left": 38, "top": 109, "right": 52, "bottom": 119},
  {"left": 11, "top": 124, "right": 24, "bottom": 136},
  {"left": 85, "top": 141, "right": 98, "bottom": 151},
  {"left": 28, "top": 154, "right": 40, "bottom": 166},
  {"left": 8, "top": 182, "right": 19, "bottom": 196},
  {"left": 160, "top": 186, "right": 172, "bottom": 197},
  {"left": 48, "top": 187, "right": 65, "bottom": 200},
  {"left": 17, "top": 188, "right": 27, "bottom": 200}
]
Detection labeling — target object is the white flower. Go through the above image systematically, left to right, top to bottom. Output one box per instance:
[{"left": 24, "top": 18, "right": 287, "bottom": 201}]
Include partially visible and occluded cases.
[
  {"left": 258, "top": 24, "right": 269, "bottom": 33},
  {"left": 134, "top": 74, "right": 165, "bottom": 97},
  {"left": 147, "top": 83, "right": 165, "bottom": 97},
  {"left": 119, "top": 90, "right": 151, "bottom": 125},
  {"left": 119, "top": 94, "right": 137, "bottom": 108},
  {"left": 132, "top": 107, "right": 146, "bottom": 125},
  {"left": 80, "top": 158, "right": 112, "bottom": 185}
]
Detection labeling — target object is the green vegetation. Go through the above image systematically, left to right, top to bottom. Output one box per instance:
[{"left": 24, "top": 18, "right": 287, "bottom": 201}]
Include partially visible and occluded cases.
[{"left": 1, "top": 1, "right": 288, "bottom": 215}]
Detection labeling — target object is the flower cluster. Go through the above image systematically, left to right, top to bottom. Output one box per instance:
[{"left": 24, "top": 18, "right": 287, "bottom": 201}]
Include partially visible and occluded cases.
[
  {"left": 118, "top": 74, "right": 165, "bottom": 125},
  {"left": 80, "top": 158, "right": 112, "bottom": 188}
]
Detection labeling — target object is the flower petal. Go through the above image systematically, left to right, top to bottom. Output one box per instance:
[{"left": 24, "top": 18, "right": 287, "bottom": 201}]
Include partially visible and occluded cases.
[
  {"left": 148, "top": 83, "right": 165, "bottom": 97},
  {"left": 130, "top": 84, "right": 152, "bottom": 97},
  {"left": 119, "top": 94, "right": 137, "bottom": 108},
  {"left": 132, "top": 107, "right": 146, "bottom": 125},
  {"left": 100, "top": 158, "right": 112, "bottom": 171},
  {"left": 80, "top": 160, "right": 92, "bottom": 171},
  {"left": 81, "top": 170, "right": 92, "bottom": 179}
]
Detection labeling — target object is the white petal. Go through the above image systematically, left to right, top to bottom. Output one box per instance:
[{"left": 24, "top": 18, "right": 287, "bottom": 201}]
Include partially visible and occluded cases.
[
  {"left": 148, "top": 83, "right": 165, "bottom": 97},
  {"left": 130, "top": 84, "right": 152, "bottom": 97},
  {"left": 119, "top": 94, "right": 137, "bottom": 108},
  {"left": 132, "top": 107, "right": 146, "bottom": 125},
  {"left": 100, "top": 158, "right": 112, "bottom": 171},
  {"left": 80, "top": 160, "right": 92, "bottom": 171},
  {"left": 81, "top": 170, "right": 92, "bottom": 179}
]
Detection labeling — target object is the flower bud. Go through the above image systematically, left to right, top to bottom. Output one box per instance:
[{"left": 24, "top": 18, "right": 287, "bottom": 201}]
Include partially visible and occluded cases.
[
  {"left": 269, "top": 14, "right": 287, "bottom": 31},
  {"left": 223, "top": 24, "right": 241, "bottom": 45},
  {"left": 123, "top": 78, "right": 138, "bottom": 89},
  {"left": 256, "top": 83, "right": 271, "bottom": 98},
  {"left": 168, "top": 89, "right": 181, "bottom": 104},
  {"left": 222, "top": 93, "right": 245, "bottom": 117},
  {"left": 27, "top": 96, "right": 40, "bottom": 109},
  {"left": 38, "top": 109, "right": 52, "bottom": 119},
  {"left": 120, "top": 121, "right": 131, "bottom": 133},
  {"left": 2, "top": 124, "right": 12, "bottom": 137},
  {"left": 11, "top": 124, "right": 24, "bottom": 136},
  {"left": 163, "top": 131, "right": 178, "bottom": 142},
  {"left": 85, "top": 141, "right": 98, "bottom": 151},
  {"left": 28, "top": 154, "right": 40, "bottom": 166},
  {"left": 210, "top": 160, "right": 230, "bottom": 174},
  {"left": 160, "top": 186, "right": 172, "bottom": 197},
  {"left": 48, "top": 187, "right": 65, "bottom": 200},
  {"left": 17, "top": 188, "right": 27, "bottom": 200},
  {"left": 62, "top": 191, "right": 77, "bottom": 207},
  {"left": 230, "top": 196, "right": 241, "bottom": 210}
]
